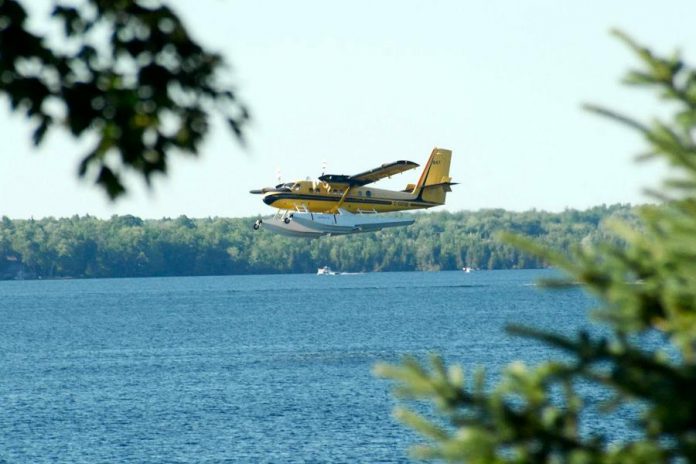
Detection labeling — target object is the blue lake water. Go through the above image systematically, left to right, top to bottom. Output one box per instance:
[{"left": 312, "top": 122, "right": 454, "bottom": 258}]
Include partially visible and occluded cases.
[{"left": 1, "top": 270, "right": 605, "bottom": 462}]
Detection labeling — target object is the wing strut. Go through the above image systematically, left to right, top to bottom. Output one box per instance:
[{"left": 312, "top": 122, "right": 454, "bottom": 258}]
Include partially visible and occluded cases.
[{"left": 331, "top": 186, "right": 353, "bottom": 213}]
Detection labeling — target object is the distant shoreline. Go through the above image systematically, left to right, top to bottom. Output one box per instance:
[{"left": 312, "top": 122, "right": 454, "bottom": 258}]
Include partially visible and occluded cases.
[{"left": 0, "top": 205, "right": 635, "bottom": 280}]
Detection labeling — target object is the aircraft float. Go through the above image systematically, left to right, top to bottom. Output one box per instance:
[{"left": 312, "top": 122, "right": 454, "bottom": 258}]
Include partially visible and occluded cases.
[{"left": 250, "top": 147, "right": 455, "bottom": 237}]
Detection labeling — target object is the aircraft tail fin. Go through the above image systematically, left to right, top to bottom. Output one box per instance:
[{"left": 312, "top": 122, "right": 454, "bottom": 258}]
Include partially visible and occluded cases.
[{"left": 411, "top": 147, "right": 455, "bottom": 205}]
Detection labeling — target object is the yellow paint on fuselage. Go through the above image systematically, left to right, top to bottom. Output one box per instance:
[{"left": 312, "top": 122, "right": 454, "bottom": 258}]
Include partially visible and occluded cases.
[
  {"left": 259, "top": 147, "right": 454, "bottom": 214},
  {"left": 264, "top": 181, "right": 432, "bottom": 213}
]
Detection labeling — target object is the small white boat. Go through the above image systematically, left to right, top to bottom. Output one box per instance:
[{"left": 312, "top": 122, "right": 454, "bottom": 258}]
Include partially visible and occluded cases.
[
  {"left": 317, "top": 266, "right": 337, "bottom": 275},
  {"left": 462, "top": 267, "right": 473, "bottom": 273}
]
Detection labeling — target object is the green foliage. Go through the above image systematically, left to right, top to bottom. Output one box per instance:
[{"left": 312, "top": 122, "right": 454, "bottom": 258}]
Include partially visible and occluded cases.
[
  {"left": 0, "top": 0, "right": 248, "bottom": 198},
  {"left": 376, "top": 32, "right": 696, "bottom": 462},
  {"left": 0, "top": 206, "right": 632, "bottom": 279}
]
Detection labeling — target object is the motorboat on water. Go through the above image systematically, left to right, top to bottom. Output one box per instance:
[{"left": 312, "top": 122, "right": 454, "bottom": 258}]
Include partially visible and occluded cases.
[{"left": 317, "top": 266, "right": 337, "bottom": 275}]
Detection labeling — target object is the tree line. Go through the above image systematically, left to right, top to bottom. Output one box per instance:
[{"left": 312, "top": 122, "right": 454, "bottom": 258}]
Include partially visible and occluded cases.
[{"left": 0, "top": 204, "right": 634, "bottom": 279}]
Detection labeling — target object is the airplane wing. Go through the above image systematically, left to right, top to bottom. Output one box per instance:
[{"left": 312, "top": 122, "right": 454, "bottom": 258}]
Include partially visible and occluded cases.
[{"left": 319, "top": 160, "right": 419, "bottom": 187}]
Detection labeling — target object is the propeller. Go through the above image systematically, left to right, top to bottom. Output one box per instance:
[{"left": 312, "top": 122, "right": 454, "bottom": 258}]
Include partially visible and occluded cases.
[{"left": 250, "top": 166, "right": 283, "bottom": 194}]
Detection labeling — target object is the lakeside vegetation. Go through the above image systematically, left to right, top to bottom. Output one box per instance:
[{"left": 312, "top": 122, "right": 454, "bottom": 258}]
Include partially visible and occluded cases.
[
  {"left": 377, "top": 32, "right": 696, "bottom": 462},
  {"left": 0, "top": 204, "right": 634, "bottom": 279}
]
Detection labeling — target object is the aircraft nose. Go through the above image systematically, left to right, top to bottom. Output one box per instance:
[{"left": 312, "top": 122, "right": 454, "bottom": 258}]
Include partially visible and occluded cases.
[{"left": 263, "top": 194, "right": 277, "bottom": 206}]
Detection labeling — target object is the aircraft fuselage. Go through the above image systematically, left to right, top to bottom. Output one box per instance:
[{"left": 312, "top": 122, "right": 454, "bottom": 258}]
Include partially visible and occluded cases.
[
  {"left": 250, "top": 147, "right": 455, "bottom": 236},
  {"left": 261, "top": 183, "right": 438, "bottom": 213}
]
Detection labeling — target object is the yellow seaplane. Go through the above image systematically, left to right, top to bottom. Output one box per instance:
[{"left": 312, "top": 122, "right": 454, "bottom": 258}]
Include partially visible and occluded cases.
[{"left": 250, "top": 147, "right": 455, "bottom": 237}]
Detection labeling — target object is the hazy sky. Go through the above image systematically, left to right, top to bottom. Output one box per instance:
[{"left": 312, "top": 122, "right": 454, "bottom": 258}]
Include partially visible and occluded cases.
[{"left": 2, "top": 0, "right": 695, "bottom": 219}]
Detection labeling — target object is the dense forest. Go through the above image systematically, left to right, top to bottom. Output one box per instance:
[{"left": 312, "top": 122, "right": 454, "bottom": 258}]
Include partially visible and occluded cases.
[{"left": 0, "top": 204, "right": 636, "bottom": 279}]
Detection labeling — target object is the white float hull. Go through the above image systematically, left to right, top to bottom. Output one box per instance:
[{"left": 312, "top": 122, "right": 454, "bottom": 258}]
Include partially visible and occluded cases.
[{"left": 258, "top": 211, "right": 414, "bottom": 237}]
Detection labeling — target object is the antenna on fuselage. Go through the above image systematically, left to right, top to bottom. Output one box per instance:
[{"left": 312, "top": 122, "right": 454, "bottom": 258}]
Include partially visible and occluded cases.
[{"left": 321, "top": 160, "right": 327, "bottom": 176}]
